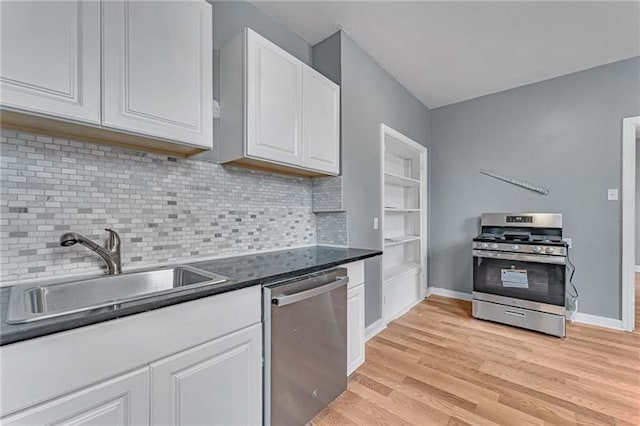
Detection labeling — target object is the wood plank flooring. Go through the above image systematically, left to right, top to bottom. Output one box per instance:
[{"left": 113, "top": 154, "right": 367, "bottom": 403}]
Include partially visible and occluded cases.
[{"left": 312, "top": 296, "right": 640, "bottom": 426}]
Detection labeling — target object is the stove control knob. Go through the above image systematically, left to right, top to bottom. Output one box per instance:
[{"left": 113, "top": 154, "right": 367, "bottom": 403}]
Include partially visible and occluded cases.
[
  {"left": 481, "top": 243, "right": 489, "bottom": 249},
  {"left": 490, "top": 243, "right": 499, "bottom": 249},
  {"left": 511, "top": 245, "right": 520, "bottom": 251},
  {"left": 533, "top": 246, "right": 542, "bottom": 253},
  {"left": 545, "top": 247, "right": 555, "bottom": 254}
]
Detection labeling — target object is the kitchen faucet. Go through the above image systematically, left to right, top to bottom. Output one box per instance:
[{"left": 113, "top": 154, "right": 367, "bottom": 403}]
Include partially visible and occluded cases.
[{"left": 59, "top": 229, "right": 122, "bottom": 275}]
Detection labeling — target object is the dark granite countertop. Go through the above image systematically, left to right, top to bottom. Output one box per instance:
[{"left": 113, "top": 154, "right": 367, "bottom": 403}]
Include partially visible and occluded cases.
[{"left": 0, "top": 246, "right": 381, "bottom": 346}]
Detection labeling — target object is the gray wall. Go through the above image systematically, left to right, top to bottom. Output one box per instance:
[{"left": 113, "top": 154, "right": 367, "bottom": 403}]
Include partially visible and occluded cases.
[
  {"left": 211, "top": 1, "right": 311, "bottom": 61},
  {"left": 312, "top": 31, "right": 341, "bottom": 85},
  {"left": 313, "top": 32, "right": 431, "bottom": 326},
  {"left": 430, "top": 57, "right": 640, "bottom": 320},
  {"left": 637, "top": 143, "right": 640, "bottom": 265}
]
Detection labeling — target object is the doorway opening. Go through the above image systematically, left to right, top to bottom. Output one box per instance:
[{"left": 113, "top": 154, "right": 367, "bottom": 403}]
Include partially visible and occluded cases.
[{"left": 622, "top": 116, "right": 640, "bottom": 332}]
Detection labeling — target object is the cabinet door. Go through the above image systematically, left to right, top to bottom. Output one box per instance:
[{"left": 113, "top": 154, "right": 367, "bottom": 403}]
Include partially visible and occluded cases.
[
  {"left": 0, "top": 0, "right": 100, "bottom": 124},
  {"left": 102, "top": 0, "right": 212, "bottom": 148},
  {"left": 246, "top": 29, "right": 303, "bottom": 165},
  {"left": 302, "top": 66, "right": 340, "bottom": 174},
  {"left": 347, "top": 284, "right": 366, "bottom": 375},
  {"left": 151, "top": 324, "right": 262, "bottom": 426},
  {"left": 2, "top": 368, "right": 149, "bottom": 426}
]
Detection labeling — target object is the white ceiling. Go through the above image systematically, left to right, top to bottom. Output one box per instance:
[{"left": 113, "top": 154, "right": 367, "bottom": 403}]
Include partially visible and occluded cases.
[{"left": 253, "top": 1, "right": 640, "bottom": 108}]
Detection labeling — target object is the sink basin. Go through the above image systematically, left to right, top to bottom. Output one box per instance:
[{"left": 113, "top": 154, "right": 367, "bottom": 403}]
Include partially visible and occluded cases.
[{"left": 6, "top": 266, "right": 229, "bottom": 324}]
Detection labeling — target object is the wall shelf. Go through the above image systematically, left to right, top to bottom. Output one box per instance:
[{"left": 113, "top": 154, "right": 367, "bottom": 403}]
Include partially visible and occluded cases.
[
  {"left": 384, "top": 172, "right": 420, "bottom": 188},
  {"left": 384, "top": 207, "right": 420, "bottom": 213},
  {"left": 384, "top": 235, "right": 421, "bottom": 247}
]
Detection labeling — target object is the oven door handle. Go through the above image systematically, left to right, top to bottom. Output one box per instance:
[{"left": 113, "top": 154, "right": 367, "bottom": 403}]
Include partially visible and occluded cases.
[
  {"left": 472, "top": 250, "right": 566, "bottom": 265},
  {"left": 272, "top": 276, "right": 349, "bottom": 307}
]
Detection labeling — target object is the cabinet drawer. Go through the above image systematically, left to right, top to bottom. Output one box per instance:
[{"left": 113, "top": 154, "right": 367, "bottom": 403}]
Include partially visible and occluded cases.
[{"left": 344, "top": 261, "right": 364, "bottom": 288}]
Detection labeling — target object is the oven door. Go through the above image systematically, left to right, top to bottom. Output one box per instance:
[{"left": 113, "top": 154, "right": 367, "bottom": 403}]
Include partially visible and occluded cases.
[{"left": 472, "top": 250, "right": 566, "bottom": 307}]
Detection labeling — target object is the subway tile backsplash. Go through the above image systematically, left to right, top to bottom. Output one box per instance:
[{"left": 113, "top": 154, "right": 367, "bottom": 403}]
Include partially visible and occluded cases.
[
  {"left": 0, "top": 129, "right": 316, "bottom": 281},
  {"left": 312, "top": 176, "right": 343, "bottom": 212},
  {"left": 316, "top": 212, "right": 348, "bottom": 246}
]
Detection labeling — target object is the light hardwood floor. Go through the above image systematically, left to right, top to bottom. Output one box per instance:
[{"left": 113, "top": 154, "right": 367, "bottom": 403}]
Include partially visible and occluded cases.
[{"left": 312, "top": 296, "right": 640, "bottom": 426}]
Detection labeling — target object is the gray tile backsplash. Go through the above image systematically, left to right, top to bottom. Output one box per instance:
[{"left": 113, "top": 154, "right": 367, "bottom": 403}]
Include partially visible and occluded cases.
[
  {"left": 0, "top": 129, "right": 317, "bottom": 281},
  {"left": 312, "top": 176, "right": 343, "bottom": 212},
  {"left": 315, "top": 212, "right": 348, "bottom": 246}
]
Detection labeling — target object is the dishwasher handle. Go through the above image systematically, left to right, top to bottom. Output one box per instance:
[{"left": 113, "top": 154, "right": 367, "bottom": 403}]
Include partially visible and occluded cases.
[{"left": 272, "top": 276, "right": 349, "bottom": 307}]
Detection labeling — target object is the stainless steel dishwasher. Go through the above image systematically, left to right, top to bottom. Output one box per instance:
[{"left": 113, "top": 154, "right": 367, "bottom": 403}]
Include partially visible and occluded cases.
[{"left": 263, "top": 268, "right": 349, "bottom": 426}]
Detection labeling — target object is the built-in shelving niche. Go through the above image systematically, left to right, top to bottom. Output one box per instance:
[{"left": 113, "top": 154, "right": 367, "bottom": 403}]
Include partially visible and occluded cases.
[{"left": 382, "top": 125, "right": 427, "bottom": 323}]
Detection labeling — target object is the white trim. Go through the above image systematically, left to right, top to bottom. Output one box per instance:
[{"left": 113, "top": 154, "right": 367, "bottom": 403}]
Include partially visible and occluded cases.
[
  {"left": 622, "top": 116, "right": 640, "bottom": 332},
  {"left": 635, "top": 265, "right": 640, "bottom": 273},
  {"left": 427, "top": 287, "right": 473, "bottom": 301},
  {"left": 384, "top": 298, "right": 425, "bottom": 324},
  {"left": 569, "top": 312, "right": 624, "bottom": 331},
  {"left": 364, "top": 319, "right": 386, "bottom": 341}
]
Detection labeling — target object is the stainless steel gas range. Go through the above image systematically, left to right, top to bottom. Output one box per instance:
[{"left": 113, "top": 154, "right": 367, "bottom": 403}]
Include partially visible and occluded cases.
[{"left": 472, "top": 213, "right": 567, "bottom": 337}]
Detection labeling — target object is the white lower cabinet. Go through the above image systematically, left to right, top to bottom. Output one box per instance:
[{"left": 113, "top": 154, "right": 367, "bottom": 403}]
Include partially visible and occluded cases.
[
  {"left": 345, "top": 261, "right": 366, "bottom": 375},
  {"left": 347, "top": 283, "right": 365, "bottom": 375},
  {"left": 0, "top": 286, "right": 262, "bottom": 425},
  {"left": 151, "top": 324, "right": 262, "bottom": 426},
  {"left": 2, "top": 368, "right": 150, "bottom": 426}
]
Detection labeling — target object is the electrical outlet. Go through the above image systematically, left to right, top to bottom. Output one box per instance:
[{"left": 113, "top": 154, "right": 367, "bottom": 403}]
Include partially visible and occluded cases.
[
  {"left": 607, "top": 189, "right": 618, "bottom": 201},
  {"left": 373, "top": 217, "right": 379, "bottom": 230},
  {"left": 563, "top": 238, "right": 572, "bottom": 248}
]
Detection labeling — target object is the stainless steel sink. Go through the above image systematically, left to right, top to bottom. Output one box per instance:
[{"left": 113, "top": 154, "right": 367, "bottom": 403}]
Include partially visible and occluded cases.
[{"left": 6, "top": 266, "right": 229, "bottom": 323}]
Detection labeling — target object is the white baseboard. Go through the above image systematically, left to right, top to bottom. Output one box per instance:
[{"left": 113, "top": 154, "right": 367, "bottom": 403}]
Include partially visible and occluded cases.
[
  {"left": 635, "top": 265, "right": 640, "bottom": 273},
  {"left": 427, "top": 287, "right": 472, "bottom": 301},
  {"left": 427, "top": 288, "right": 624, "bottom": 331},
  {"left": 383, "top": 298, "right": 424, "bottom": 325},
  {"left": 569, "top": 312, "right": 624, "bottom": 331},
  {"left": 365, "top": 319, "right": 386, "bottom": 341}
]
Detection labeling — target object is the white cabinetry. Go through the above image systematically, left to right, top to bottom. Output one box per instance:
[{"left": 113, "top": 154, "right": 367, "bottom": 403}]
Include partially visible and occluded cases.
[
  {"left": 0, "top": 0, "right": 100, "bottom": 124},
  {"left": 0, "top": 0, "right": 212, "bottom": 155},
  {"left": 102, "top": 0, "right": 212, "bottom": 148},
  {"left": 220, "top": 28, "right": 340, "bottom": 176},
  {"left": 246, "top": 30, "right": 303, "bottom": 164},
  {"left": 302, "top": 66, "right": 340, "bottom": 174},
  {"left": 345, "top": 261, "right": 365, "bottom": 375},
  {"left": 1, "top": 286, "right": 261, "bottom": 424},
  {"left": 151, "top": 324, "right": 262, "bottom": 426},
  {"left": 2, "top": 368, "right": 149, "bottom": 426}
]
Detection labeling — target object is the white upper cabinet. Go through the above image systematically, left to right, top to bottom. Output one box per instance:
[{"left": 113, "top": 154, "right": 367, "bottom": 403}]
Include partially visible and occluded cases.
[
  {"left": 0, "top": 0, "right": 101, "bottom": 124},
  {"left": 0, "top": 0, "right": 212, "bottom": 154},
  {"left": 102, "top": 0, "right": 212, "bottom": 148},
  {"left": 220, "top": 28, "right": 340, "bottom": 176},
  {"left": 246, "top": 30, "right": 303, "bottom": 165},
  {"left": 302, "top": 65, "right": 340, "bottom": 174}
]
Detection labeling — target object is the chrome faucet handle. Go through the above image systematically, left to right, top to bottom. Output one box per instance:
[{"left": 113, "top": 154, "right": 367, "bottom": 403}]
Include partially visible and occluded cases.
[{"left": 104, "top": 228, "right": 121, "bottom": 250}]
